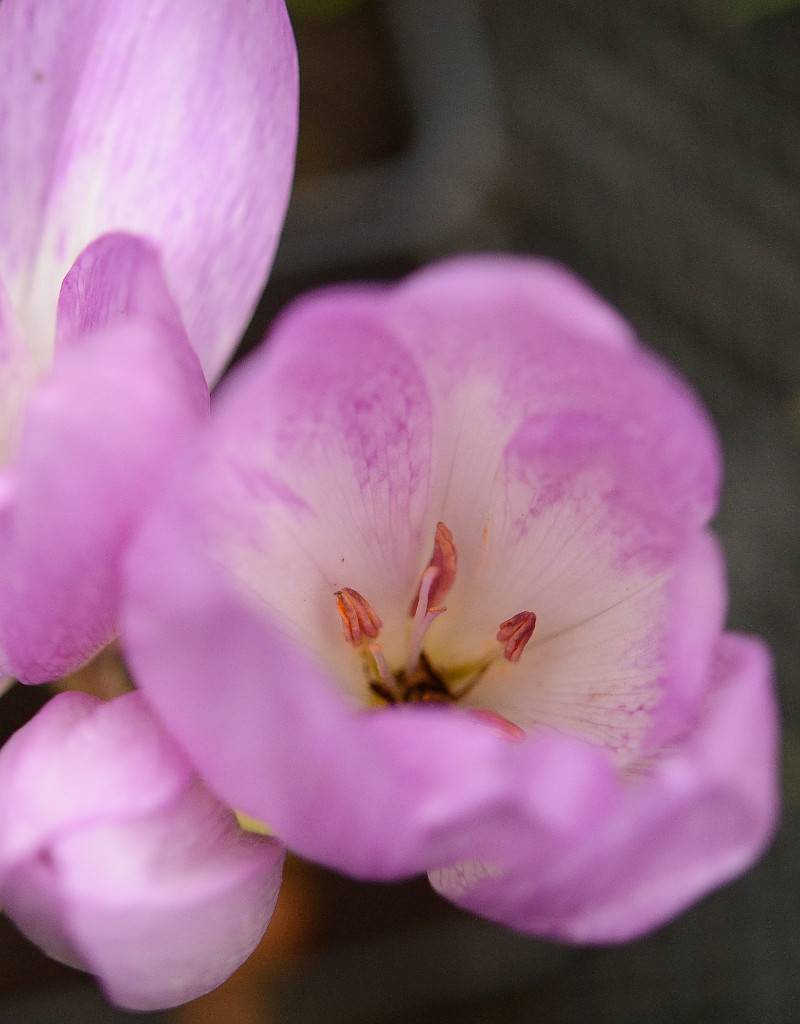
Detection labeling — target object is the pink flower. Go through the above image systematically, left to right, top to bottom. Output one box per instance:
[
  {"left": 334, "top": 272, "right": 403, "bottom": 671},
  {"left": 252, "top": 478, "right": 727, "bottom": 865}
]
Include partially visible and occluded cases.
[
  {"left": 0, "top": 0, "right": 298, "bottom": 682},
  {"left": 124, "top": 256, "right": 779, "bottom": 941},
  {"left": 0, "top": 691, "right": 284, "bottom": 1010}
]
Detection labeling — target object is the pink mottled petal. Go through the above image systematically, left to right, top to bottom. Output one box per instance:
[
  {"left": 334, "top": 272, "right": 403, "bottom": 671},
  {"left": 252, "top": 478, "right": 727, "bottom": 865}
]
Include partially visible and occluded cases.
[
  {"left": 0, "top": 0, "right": 298, "bottom": 381},
  {"left": 56, "top": 233, "right": 185, "bottom": 348},
  {"left": 384, "top": 255, "right": 720, "bottom": 546},
  {"left": 197, "top": 293, "right": 434, "bottom": 684},
  {"left": 0, "top": 315, "right": 208, "bottom": 682},
  {"left": 426, "top": 410, "right": 727, "bottom": 762},
  {"left": 430, "top": 633, "right": 778, "bottom": 942},
  {"left": 0, "top": 692, "right": 284, "bottom": 1011}
]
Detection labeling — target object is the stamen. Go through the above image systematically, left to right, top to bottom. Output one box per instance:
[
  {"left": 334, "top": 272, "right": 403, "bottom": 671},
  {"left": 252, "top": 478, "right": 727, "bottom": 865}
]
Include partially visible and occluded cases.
[
  {"left": 408, "top": 522, "right": 458, "bottom": 616},
  {"left": 335, "top": 588, "right": 382, "bottom": 646},
  {"left": 496, "top": 611, "right": 536, "bottom": 663},
  {"left": 468, "top": 708, "right": 526, "bottom": 743}
]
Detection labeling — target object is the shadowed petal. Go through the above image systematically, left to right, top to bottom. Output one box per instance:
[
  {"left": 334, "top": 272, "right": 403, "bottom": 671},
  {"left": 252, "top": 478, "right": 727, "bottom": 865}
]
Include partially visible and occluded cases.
[
  {"left": 0, "top": 0, "right": 298, "bottom": 380},
  {"left": 0, "top": 314, "right": 208, "bottom": 682},
  {"left": 430, "top": 634, "right": 778, "bottom": 941},
  {"left": 0, "top": 692, "right": 285, "bottom": 1010}
]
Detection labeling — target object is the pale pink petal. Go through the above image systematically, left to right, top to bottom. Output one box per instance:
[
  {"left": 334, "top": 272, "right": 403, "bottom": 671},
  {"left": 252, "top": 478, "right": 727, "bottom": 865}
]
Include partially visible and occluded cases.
[
  {"left": 0, "top": 0, "right": 298, "bottom": 381},
  {"left": 0, "top": 314, "right": 208, "bottom": 682},
  {"left": 0, "top": 692, "right": 191, "bottom": 880},
  {"left": 0, "top": 693, "right": 285, "bottom": 1010}
]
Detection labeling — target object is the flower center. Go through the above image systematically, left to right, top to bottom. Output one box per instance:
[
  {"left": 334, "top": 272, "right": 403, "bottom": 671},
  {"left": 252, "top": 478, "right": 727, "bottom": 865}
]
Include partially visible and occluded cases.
[{"left": 334, "top": 522, "right": 535, "bottom": 734}]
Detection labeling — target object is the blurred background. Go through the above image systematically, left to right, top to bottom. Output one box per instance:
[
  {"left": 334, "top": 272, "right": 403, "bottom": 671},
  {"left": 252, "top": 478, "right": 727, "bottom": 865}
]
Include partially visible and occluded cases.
[{"left": 2, "top": 0, "right": 799, "bottom": 1020}]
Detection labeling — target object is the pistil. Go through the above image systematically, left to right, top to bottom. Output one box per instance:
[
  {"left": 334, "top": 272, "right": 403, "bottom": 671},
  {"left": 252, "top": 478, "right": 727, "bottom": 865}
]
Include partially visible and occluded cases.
[
  {"left": 408, "top": 521, "right": 457, "bottom": 616},
  {"left": 405, "top": 522, "right": 458, "bottom": 677}
]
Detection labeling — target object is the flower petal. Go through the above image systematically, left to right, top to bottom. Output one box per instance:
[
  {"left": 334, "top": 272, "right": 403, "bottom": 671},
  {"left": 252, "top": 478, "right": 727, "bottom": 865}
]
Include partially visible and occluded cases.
[
  {"left": 0, "top": 0, "right": 298, "bottom": 381},
  {"left": 55, "top": 233, "right": 186, "bottom": 349},
  {"left": 384, "top": 255, "right": 720, "bottom": 547},
  {"left": 0, "top": 275, "right": 36, "bottom": 465},
  {"left": 195, "top": 291, "right": 434, "bottom": 684},
  {"left": 0, "top": 313, "right": 208, "bottom": 682},
  {"left": 425, "top": 410, "right": 727, "bottom": 762},
  {"left": 430, "top": 633, "right": 778, "bottom": 942},
  {"left": 0, "top": 691, "right": 191, "bottom": 879},
  {"left": 0, "top": 692, "right": 285, "bottom": 1010}
]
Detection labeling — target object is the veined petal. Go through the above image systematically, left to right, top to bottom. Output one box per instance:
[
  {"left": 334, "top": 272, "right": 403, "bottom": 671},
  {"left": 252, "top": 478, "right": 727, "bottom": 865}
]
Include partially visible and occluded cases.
[
  {"left": 0, "top": 0, "right": 298, "bottom": 381},
  {"left": 55, "top": 233, "right": 186, "bottom": 349},
  {"left": 0, "top": 314, "right": 208, "bottom": 682},
  {"left": 425, "top": 412, "right": 727, "bottom": 762},
  {"left": 430, "top": 633, "right": 778, "bottom": 941},
  {"left": 0, "top": 692, "right": 285, "bottom": 1010}
]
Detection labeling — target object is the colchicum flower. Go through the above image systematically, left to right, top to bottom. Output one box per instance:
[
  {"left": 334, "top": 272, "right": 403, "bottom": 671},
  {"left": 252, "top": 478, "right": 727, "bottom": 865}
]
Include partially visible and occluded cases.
[
  {"left": 0, "top": 0, "right": 298, "bottom": 682},
  {"left": 125, "top": 257, "right": 778, "bottom": 941},
  {"left": 0, "top": 691, "right": 284, "bottom": 1010}
]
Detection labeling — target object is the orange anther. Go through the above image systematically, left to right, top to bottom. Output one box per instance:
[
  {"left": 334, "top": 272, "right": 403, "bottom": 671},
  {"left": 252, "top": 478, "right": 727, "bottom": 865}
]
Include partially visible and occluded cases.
[
  {"left": 335, "top": 588, "right": 382, "bottom": 646},
  {"left": 496, "top": 611, "right": 536, "bottom": 663}
]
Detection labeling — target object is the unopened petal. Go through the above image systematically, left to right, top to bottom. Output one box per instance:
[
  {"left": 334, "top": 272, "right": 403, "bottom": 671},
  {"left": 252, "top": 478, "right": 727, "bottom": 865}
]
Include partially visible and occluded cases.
[{"left": 0, "top": 692, "right": 285, "bottom": 1010}]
